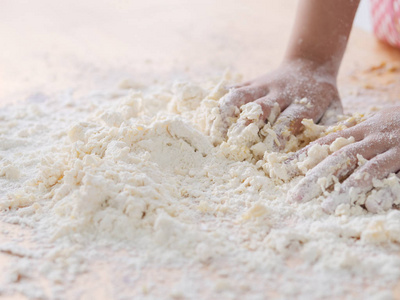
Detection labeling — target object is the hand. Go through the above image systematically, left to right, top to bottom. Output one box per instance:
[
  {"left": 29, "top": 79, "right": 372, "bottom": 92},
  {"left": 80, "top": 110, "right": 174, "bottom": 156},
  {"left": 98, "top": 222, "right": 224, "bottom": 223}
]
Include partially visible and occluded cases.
[
  {"left": 219, "top": 59, "right": 342, "bottom": 148},
  {"left": 288, "top": 106, "right": 400, "bottom": 213}
]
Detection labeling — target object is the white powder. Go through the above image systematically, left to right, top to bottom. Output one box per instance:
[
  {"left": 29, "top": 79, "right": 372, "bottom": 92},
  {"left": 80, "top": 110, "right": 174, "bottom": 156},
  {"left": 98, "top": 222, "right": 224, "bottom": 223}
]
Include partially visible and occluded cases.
[{"left": 1, "top": 73, "right": 400, "bottom": 299}]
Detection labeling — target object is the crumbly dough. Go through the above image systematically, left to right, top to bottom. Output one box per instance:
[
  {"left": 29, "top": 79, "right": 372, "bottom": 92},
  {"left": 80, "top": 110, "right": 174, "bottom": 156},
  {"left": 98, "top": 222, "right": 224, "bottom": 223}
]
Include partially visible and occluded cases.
[{"left": 1, "top": 72, "right": 400, "bottom": 299}]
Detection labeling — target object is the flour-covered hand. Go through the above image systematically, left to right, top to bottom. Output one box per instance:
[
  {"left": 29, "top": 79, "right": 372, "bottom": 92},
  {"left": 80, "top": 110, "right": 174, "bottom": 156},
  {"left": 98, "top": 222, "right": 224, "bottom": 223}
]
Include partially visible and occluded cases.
[
  {"left": 219, "top": 59, "right": 342, "bottom": 148},
  {"left": 289, "top": 106, "right": 400, "bottom": 213}
]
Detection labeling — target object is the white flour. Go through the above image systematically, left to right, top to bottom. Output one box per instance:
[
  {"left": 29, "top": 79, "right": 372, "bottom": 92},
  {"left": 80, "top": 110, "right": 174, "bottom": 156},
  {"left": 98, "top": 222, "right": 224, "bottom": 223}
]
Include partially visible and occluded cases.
[{"left": 1, "top": 73, "right": 400, "bottom": 299}]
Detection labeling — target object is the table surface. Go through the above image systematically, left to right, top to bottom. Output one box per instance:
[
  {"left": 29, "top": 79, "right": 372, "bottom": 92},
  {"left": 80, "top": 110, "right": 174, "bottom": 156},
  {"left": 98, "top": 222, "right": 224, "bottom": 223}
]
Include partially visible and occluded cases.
[{"left": 1, "top": 0, "right": 400, "bottom": 299}]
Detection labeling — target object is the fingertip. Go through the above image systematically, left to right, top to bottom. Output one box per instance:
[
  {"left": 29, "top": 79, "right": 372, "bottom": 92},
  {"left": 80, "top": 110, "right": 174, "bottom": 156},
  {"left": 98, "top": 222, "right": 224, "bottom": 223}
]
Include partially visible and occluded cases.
[{"left": 286, "top": 189, "right": 303, "bottom": 203}]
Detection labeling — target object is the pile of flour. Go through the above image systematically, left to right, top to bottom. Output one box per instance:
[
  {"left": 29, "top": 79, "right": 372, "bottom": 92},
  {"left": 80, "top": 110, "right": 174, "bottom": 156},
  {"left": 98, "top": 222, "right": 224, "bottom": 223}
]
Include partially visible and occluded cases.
[{"left": 1, "top": 72, "right": 400, "bottom": 299}]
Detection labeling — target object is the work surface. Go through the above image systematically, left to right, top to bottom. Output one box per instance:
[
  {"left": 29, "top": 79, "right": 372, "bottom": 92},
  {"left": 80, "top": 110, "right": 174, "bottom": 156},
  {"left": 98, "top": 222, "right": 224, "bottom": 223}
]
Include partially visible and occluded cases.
[
  {"left": 1, "top": 0, "right": 400, "bottom": 299},
  {"left": 1, "top": 0, "right": 399, "bottom": 107}
]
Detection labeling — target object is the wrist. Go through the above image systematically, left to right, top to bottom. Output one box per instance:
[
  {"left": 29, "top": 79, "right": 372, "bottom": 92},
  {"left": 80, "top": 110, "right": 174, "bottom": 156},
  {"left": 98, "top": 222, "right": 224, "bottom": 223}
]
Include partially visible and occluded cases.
[{"left": 280, "top": 57, "right": 338, "bottom": 85}]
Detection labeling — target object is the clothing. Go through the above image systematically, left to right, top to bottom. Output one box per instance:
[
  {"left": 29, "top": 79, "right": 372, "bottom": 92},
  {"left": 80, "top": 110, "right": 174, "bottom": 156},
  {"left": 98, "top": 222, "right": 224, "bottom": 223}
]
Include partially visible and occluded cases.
[{"left": 371, "top": 0, "right": 400, "bottom": 48}]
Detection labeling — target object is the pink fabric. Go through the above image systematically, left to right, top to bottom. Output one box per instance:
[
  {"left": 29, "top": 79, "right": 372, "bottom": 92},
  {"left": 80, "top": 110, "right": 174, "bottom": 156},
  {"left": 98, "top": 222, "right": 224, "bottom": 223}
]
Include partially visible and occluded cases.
[{"left": 371, "top": 0, "right": 400, "bottom": 48}]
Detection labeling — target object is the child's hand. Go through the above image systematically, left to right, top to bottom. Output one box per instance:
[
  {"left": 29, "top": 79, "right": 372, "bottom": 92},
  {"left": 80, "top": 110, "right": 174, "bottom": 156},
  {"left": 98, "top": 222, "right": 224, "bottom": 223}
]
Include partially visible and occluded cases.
[
  {"left": 218, "top": 0, "right": 361, "bottom": 146},
  {"left": 219, "top": 59, "right": 342, "bottom": 148},
  {"left": 288, "top": 106, "right": 400, "bottom": 212}
]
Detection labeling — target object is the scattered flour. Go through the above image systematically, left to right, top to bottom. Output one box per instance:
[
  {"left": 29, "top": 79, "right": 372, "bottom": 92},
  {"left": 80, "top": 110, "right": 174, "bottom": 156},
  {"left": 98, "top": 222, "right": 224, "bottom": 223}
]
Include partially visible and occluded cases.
[{"left": 1, "top": 73, "right": 400, "bottom": 299}]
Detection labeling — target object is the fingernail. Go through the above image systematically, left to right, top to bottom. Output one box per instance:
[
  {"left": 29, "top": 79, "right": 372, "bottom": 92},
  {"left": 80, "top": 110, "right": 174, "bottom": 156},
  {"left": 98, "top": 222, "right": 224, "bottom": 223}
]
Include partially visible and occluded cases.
[{"left": 287, "top": 178, "right": 320, "bottom": 204}]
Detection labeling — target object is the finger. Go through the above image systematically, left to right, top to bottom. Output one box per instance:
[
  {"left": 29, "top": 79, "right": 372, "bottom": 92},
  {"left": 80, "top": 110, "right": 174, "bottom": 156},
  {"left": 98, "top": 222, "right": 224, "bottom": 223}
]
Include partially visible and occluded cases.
[
  {"left": 220, "top": 86, "right": 269, "bottom": 110},
  {"left": 217, "top": 87, "right": 265, "bottom": 133},
  {"left": 254, "top": 94, "right": 286, "bottom": 124},
  {"left": 273, "top": 95, "right": 335, "bottom": 136},
  {"left": 318, "top": 100, "right": 343, "bottom": 126},
  {"left": 270, "top": 102, "right": 327, "bottom": 151},
  {"left": 272, "top": 105, "right": 312, "bottom": 139},
  {"left": 286, "top": 124, "right": 366, "bottom": 164},
  {"left": 288, "top": 139, "right": 385, "bottom": 203},
  {"left": 322, "top": 148, "right": 400, "bottom": 213},
  {"left": 341, "top": 148, "right": 400, "bottom": 192}
]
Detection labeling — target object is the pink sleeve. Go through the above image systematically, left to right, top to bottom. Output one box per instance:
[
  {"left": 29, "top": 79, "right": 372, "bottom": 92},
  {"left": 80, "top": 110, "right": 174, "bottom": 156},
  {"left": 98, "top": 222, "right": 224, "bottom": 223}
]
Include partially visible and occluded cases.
[{"left": 371, "top": 0, "right": 400, "bottom": 48}]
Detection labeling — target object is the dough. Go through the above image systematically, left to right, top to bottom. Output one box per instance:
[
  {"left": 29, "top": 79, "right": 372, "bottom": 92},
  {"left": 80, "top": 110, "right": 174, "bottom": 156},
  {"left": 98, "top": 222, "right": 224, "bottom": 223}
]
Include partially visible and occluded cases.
[{"left": 1, "top": 72, "right": 400, "bottom": 299}]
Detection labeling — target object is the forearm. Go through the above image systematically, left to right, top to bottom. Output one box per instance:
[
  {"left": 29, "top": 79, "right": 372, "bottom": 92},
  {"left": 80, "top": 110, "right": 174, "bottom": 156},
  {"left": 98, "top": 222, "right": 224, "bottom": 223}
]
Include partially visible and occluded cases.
[{"left": 284, "top": 0, "right": 360, "bottom": 78}]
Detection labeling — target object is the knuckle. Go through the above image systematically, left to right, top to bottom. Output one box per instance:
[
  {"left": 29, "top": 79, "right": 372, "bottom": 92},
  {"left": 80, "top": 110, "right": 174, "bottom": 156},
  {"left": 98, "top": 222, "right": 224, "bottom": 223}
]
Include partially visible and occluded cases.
[
  {"left": 227, "top": 88, "right": 253, "bottom": 103},
  {"left": 223, "top": 90, "right": 246, "bottom": 105},
  {"left": 258, "top": 97, "right": 276, "bottom": 106}
]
